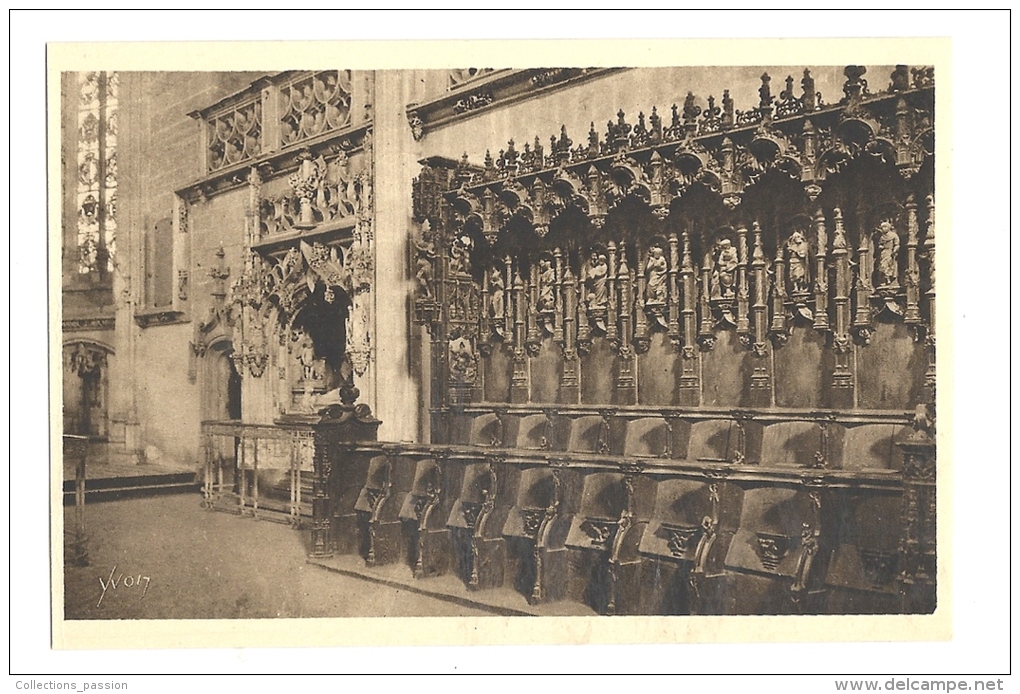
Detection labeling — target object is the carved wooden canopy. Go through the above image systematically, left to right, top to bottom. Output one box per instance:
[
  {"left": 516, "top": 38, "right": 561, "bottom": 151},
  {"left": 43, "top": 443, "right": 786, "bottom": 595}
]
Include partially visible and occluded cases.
[{"left": 411, "top": 65, "right": 936, "bottom": 411}]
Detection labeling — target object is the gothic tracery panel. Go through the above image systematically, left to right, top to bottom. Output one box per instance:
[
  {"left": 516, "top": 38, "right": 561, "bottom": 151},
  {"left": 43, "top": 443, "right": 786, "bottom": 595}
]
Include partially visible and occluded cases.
[{"left": 76, "top": 71, "right": 118, "bottom": 274}]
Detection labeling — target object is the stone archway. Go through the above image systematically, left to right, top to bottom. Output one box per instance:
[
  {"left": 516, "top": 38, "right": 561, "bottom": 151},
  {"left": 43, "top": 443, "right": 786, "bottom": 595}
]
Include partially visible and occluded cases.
[{"left": 63, "top": 340, "right": 113, "bottom": 438}]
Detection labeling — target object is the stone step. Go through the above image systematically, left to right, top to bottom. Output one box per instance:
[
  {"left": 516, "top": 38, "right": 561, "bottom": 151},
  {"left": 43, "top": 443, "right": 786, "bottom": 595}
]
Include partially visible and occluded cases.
[{"left": 308, "top": 553, "right": 598, "bottom": 618}]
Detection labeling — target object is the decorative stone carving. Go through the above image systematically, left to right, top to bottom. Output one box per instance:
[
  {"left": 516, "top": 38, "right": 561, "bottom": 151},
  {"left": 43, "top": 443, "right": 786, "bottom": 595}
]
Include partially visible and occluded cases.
[
  {"left": 279, "top": 70, "right": 352, "bottom": 147},
  {"left": 206, "top": 97, "right": 261, "bottom": 173},
  {"left": 407, "top": 111, "right": 425, "bottom": 141},
  {"left": 874, "top": 217, "right": 901, "bottom": 291},
  {"left": 413, "top": 220, "right": 436, "bottom": 301},
  {"left": 786, "top": 228, "right": 811, "bottom": 297},
  {"left": 448, "top": 232, "right": 473, "bottom": 276},
  {"left": 710, "top": 237, "right": 738, "bottom": 300},
  {"left": 644, "top": 242, "right": 668, "bottom": 307},
  {"left": 488, "top": 266, "right": 505, "bottom": 338},
  {"left": 448, "top": 330, "right": 478, "bottom": 386}
]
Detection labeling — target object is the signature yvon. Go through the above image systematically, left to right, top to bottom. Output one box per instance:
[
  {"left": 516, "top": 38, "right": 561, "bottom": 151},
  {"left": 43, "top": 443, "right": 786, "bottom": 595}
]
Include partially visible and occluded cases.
[{"left": 97, "top": 566, "right": 151, "bottom": 607}]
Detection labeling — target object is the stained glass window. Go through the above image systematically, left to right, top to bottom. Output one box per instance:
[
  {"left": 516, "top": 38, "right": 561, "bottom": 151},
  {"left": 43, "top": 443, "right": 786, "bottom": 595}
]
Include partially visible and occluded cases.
[{"left": 76, "top": 71, "right": 117, "bottom": 274}]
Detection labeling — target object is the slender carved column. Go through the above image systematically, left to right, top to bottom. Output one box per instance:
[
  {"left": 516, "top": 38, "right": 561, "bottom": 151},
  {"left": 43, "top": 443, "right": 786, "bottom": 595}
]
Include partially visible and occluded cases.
[
  {"left": 895, "top": 97, "right": 912, "bottom": 170},
  {"left": 903, "top": 194, "right": 922, "bottom": 328},
  {"left": 923, "top": 194, "right": 936, "bottom": 402},
  {"left": 812, "top": 209, "right": 829, "bottom": 331},
  {"left": 830, "top": 209, "right": 854, "bottom": 408},
  {"left": 429, "top": 213, "right": 452, "bottom": 442},
  {"left": 852, "top": 213, "right": 874, "bottom": 344},
  {"left": 749, "top": 222, "right": 771, "bottom": 407},
  {"left": 735, "top": 224, "right": 751, "bottom": 344},
  {"left": 678, "top": 229, "right": 700, "bottom": 405},
  {"left": 667, "top": 233, "right": 681, "bottom": 349},
  {"left": 770, "top": 233, "right": 788, "bottom": 346},
  {"left": 633, "top": 239, "right": 650, "bottom": 353},
  {"left": 698, "top": 239, "right": 716, "bottom": 351},
  {"left": 606, "top": 241, "right": 619, "bottom": 345},
  {"left": 615, "top": 242, "right": 637, "bottom": 404},
  {"left": 697, "top": 243, "right": 714, "bottom": 349},
  {"left": 553, "top": 247, "right": 565, "bottom": 344},
  {"left": 503, "top": 255, "right": 514, "bottom": 343},
  {"left": 577, "top": 258, "right": 591, "bottom": 353},
  {"left": 526, "top": 263, "right": 541, "bottom": 356},
  {"left": 510, "top": 264, "right": 529, "bottom": 403},
  {"left": 560, "top": 264, "right": 580, "bottom": 402},
  {"left": 478, "top": 265, "right": 492, "bottom": 356},
  {"left": 897, "top": 407, "right": 936, "bottom": 614},
  {"left": 310, "top": 431, "right": 332, "bottom": 557}
]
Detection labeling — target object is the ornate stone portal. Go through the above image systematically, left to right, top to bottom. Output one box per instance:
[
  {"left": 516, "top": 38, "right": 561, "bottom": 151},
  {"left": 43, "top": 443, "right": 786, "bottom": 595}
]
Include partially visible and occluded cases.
[{"left": 197, "top": 110, "right": 380, "bottom": 533}]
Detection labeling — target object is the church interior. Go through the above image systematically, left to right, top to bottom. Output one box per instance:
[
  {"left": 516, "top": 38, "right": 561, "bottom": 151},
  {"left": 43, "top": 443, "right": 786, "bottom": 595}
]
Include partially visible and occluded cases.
[{"left": 60, "top": 64, "right": 937, "bottom": 618}]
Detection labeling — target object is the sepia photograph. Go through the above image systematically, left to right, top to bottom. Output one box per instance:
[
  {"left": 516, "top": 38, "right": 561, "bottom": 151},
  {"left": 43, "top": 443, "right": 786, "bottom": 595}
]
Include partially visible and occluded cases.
[
  {"left": 13, "top": 8, "right": 1010, "bottom": 683},
  {"left": 57, "top": 59, "right": 940, "bottom": 627}
]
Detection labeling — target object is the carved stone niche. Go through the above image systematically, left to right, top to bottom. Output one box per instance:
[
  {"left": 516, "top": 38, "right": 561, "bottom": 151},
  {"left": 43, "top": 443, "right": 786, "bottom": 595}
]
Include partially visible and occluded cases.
[
  {"left": 782, "top": 215, "right": 815, "bottom": 324},
  {"left": 705, "top": 228, "right": 741, "bottom": 330},
  {"left": 285, "top": 284, "right": 354, "bottom": 414}
]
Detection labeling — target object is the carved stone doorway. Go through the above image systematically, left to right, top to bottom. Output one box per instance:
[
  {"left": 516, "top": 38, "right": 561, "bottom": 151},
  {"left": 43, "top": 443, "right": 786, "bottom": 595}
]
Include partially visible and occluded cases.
[
  {"left": 203, "top": 340, "right": 242, "bottom": 423},
  {"left": 204, "top": 340, "right": 242, "bottom": 492},
  {"left": 62, "top": 341, "right": 111, "bottom": 439}
]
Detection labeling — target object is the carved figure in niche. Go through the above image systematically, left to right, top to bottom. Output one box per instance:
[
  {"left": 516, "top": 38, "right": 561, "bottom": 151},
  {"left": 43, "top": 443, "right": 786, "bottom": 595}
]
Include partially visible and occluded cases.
[
  {"left": 874, "top": 218, "right": 901, "bottom": 290},
  {"left": 413, "top": 221, "right": 436, "bottom": 300},
  {"left": 786, "top": 229, "right": 811, "bottom": 295},
  {"left": 449, "top": 232, "right": 473, "bottom": 275},
  {"left": 711, "top": 238, "right": 739, "bottom": 299},
  {"left": 645, "top": 243, "right": 668, "bottom": 307},
  {"left": 585, "top": 251, "right": 609, "bottom": 310},
  {"left": 537, "top": 256, "right": 556, "bottom": 313},
  {"left": 489, "top": 267, "right": 505, "bottom": 336},
  {"left": 294, "top": 331, "right": 319, "bottom": 382},
  {"left": 449, "top": 334, "right": 477, "bottom": 384}
]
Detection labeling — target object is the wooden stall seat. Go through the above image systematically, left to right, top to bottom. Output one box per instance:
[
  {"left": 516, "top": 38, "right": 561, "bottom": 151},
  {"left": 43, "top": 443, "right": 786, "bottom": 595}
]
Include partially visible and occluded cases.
[
  {"left": 315, "top": 404, "right": 912, "bottom": 614},
  {"left": 466, "top": 412, "right": 502, "bottom": 447},
  {"left": 515, "top": 413, "right": 554, "bottom": 450},
  {"left": 565, "top": 415, "right": 606, "bottom": 454},
  {"left": 622, "top": 417, "right": 673, "bottom": 459},
  {"left": 686, "top": 418, "right": 762, "bottom": 465},
  {"left": 760, "top": 420, "right": 824, "bottom": 468},
  {"left": 837, "top": 424, "right": 909, "bottom": 471},
  {"left": 354, "top": 454, "right": 415, "bottom": 566},
  {"left": 397, "top": 458, "right": 450, "bottom": 578},
  {"left": 447, "top": 461, "right": 512, "bottom": 590},
  {"left": 502, "top": 467, "right": 570, "bottom": 603},
  {"left": 563, "top": 471, "right": 654, "bottom": 614},
  {"left": 638, "top": 478, "right": 743, "bottom": 615},
  {"left": 723, "top": 486, "right": 825, "bottom": 614},
  {"left": 824, "top": 493, "right": 903, "bottom": 613}
]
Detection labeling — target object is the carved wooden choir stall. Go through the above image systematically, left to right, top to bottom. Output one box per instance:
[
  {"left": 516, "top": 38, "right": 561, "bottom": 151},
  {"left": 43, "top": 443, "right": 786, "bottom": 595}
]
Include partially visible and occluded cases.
[{"left": 201, "top": 65, "right": 936, "bottom": 616}]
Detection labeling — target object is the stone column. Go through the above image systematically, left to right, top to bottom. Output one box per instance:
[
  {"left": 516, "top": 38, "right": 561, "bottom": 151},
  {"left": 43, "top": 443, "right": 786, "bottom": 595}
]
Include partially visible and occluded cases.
[
  {"left": 372, "top": 70, "right": 419, "bottom": 442},
  {"left": 108, "top": 71, "right": 144, "bottom": 463},
  {"left": 896, "top": 408, "right": 937, "bottom": 614}
]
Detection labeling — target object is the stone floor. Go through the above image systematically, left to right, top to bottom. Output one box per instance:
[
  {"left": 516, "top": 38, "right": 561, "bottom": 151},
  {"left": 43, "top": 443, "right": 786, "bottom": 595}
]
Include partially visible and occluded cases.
[{"left": 63, "top": 493, "right": 495, "bottom": 620}]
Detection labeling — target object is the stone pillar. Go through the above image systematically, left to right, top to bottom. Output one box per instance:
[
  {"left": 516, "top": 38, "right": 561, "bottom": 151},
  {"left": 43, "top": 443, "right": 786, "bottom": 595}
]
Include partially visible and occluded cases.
[
  {"left": 372, "top": 70, "right": 419, "bottom": 442},
  {"left": 108, "top": 71, "right": 143, "bottom": 463},
  {"left": 896, "top": 406, "right": 937, "bottom": 614}
]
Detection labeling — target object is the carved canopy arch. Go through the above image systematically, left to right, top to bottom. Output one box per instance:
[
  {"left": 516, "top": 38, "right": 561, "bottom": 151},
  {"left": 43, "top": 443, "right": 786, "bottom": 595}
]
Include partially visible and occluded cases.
[
  {"left": 62, "top": 337, "right": 115, "bottom": 355},
  {"left": 63, "top": 339, "right": 114, "bottom": 376}
]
